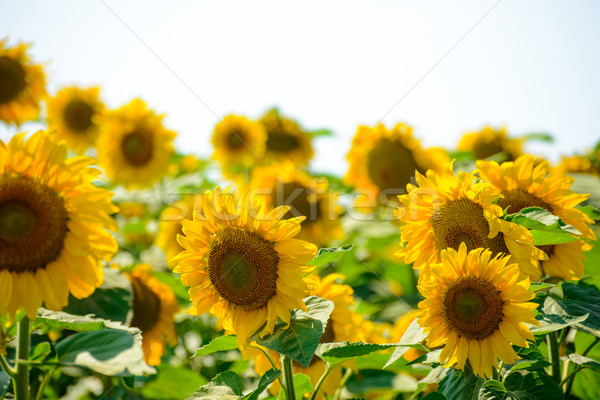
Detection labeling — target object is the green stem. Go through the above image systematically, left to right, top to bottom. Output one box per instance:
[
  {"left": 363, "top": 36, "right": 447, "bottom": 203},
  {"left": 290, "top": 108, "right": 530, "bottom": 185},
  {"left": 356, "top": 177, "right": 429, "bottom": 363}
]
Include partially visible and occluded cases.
[
  {"left": 15, "top": 317, "right": 31, "bottom": 400},
  {"left": 547, "top": 331, "right": 561, "bottom": 383},
  {"left": 250, "top": 345, "right": 285, "bottom": 388},
  {"left": 0, "top": 352, "right": 16, "bottom": 378},
  {"left": 282, "top": 355, "right": 296, "bottom": 400},
  {"left": 309, "top": 364, "right": 335, "bottom": 400},
  {"left": 332, "top": 368, "right": 352, "bottom": 400},
  {"left": 34, "top": 369, "right": 54, "bottom": 400}
]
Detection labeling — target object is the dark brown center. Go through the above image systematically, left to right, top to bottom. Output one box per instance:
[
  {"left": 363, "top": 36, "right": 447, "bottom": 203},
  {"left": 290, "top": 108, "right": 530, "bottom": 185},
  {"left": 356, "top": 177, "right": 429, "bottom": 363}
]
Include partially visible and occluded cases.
[
  {"left": 0, "top": 56, "right": 27, "bottom": 105},
  {"left": 63, "top": 99, "right": 95, "bottom": 132},
  {"left": 121, "top": 130, "right": 153, "bottom": 166},
  {"left": 367, "top": 138, "right": 421, "bottom": 197},
  {"left": 272, "top": 181, "right": 319, "bottom": 224},
  {"left": 130, "top": 276, "right": 161, "bottom": 333}
]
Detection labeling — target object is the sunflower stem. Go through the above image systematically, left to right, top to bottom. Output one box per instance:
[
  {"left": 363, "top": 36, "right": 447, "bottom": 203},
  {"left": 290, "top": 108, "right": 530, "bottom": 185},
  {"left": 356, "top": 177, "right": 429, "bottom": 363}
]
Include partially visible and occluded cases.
[
  {"left": 15, "top": 316, "right": 30, "bottom": 400},
  {"left": 547, "top": 331, "right": 561, "bottom": 384},
  {"left": 250, "top": 345, "right": 285, "bottom": 388},
  {"left": 0, "top": 352, "right": 16, "bottom": 378},
  {"left": 282, "top": 355, "right": 296, "bottom": 400},
  {"left": 309, "top": 364, "right": 335, "bottom": 400},
  {"left": 34, "top": 368, "right": 55, "bottom": 400},
  {"left": 332, "top": 368, "right": 352, "bottom": 400}
]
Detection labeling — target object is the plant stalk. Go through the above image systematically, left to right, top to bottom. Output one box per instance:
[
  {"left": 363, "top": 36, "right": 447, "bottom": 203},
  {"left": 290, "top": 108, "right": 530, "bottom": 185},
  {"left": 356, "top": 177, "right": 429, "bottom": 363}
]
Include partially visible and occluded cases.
[
  {"left": 15, "top": 317, "right": 31, "bottom": 400},
  {"left": 547, "top": 331, "right": 561, "bottom": 383},
  {"left": 282, "top": 355, "right": 296, "bottom": 400},
  {"left": 309, "top": 364, "right": 335, "bottom": 400}
]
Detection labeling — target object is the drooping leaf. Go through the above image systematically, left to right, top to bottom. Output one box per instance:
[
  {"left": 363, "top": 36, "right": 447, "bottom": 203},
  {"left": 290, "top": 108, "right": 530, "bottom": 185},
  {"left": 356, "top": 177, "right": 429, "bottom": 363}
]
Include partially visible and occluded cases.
[
  {"left": 309, "top": 245, "right": 354, "bottom": 268},
  {"left": 252, "top": 296, "right": 334, "bottom": 368},
  {"left": 193, "top": 335, "right": 238, "bottom": 357}
]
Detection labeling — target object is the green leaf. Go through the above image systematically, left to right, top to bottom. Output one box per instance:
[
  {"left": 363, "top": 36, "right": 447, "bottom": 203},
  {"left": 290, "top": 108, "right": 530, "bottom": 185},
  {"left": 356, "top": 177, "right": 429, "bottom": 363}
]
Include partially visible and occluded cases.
[
  {"left": 306, "top": 128, "right": 333, "bottom": 137},
  {"left": 519, "top": 132, "right": 554, "bottom": 143},
  {"left": 577, "top": 205, "right": 600, "bottom": 222},
  {"left": 505, "top": 207, "right": 582, "bottom": 237},
  {"left": 530, "top": 229, "right": 578, "bottom": 245},
  {"left": 308, "top": 245, "right": 354, "bottom": 268},
  {"left": 63, "top": 267, "right": 132, "bottom": 323},
  {"left": 529, "top": 282, "right": 555, "bottom": 292},
  {"left": 551, "top": 283, "right": 600, "bottom": 337},
  {"left": 252, "top": 296, "right": 334, "bottom": 368},
  {"left": 530, "top": 297, "right": 589, "bottom": 335},
  {"left": 36, "top": 309, "right": 107, "bottom": 332},
  {"left": 384, "top": 319, "right": 429, "bottom": 369},
  {"left": 55, "top": 328, "right": 154, "bottom": 376},
  {"left": 572, "top": 330, "right": 600, "bottom": 399},
  {"left": 193, "top": 335, "right": 239, "bottom": 357},
  {"left": 30, "top": 342, "right": 51, "bottom": 362},
  {"left": 318, "top": 342, "right": 398, "bottom": 367},
  {"left": 568, "top": 354, "right": 600, "bottom": 371},
  {"left": 140, "top": 364, "right": 208, "bottom": 399},
  {"left": 241, "top": 368, "right": 281, "bottom": 400},
  {"left": 438, "top": 369, "right": 483, "bottom": 400},
  {"left": 186, "top": 370, "right": 242, "bottom": 400},
  {"left": 504, "top": 370, "right": 563, "bottom": 400},
  {"left": 0, "top": 371, "right": 10, "bottom": 397},
  {"left": 212, "top": 371, "right": 244, "bottom": 396},
  {"left": 277, "top": 373, "right": 313, "bottom": 400},
  {"left": 478, "top": 380, "right": 513, "bottom": 400},
  {"left": 422, "top": 393, "right": 447, "bottom": 400}
]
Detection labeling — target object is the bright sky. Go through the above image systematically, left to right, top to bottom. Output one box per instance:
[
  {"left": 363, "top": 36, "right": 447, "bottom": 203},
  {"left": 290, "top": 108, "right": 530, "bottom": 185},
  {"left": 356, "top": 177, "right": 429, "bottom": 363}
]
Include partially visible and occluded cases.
[{"left": 2, "top": 0, "right": 600, "bottom": 175}]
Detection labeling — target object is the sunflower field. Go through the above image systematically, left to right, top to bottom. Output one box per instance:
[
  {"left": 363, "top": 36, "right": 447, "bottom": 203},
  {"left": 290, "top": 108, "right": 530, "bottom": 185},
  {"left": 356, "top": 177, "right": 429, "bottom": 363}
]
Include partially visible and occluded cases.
[{"left": 1, "top": 31, "right": 600, "bottom": 400}]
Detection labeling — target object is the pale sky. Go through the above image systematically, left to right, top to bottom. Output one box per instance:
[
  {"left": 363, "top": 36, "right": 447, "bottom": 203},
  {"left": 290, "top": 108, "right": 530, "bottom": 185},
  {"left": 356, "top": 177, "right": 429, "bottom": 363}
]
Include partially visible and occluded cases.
[{"left": 2, "top": 0, "right": 600, "bottom": 175}]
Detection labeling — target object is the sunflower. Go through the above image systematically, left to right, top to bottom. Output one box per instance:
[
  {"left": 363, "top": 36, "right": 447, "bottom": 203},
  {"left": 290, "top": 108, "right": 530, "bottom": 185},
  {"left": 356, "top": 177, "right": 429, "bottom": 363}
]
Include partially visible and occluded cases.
[
  {"left": 0, "top": 39, "right": 47, "bottom": 125},
  {"left": 46, "top": 86, "right": 105, "bottom": 154},
  {"left": 97, "top": 99, "right": 176, "bottom": 189},
  {"left": 258, "top": 108, "right": 314, "bottom": 167},
  {"left": 211, "top": 114, "right": 266, "bottom": 172},
  {"left": 345, "top": 123, "right": 449, "bottom": 210},
  {"left": 458, "top": 126, "right": 522, "bottom": 161},
  {"left": 0, "top": 130, "right": 118, "bottom": 319},
  {"left": 553, "top": 154, "right": 600, "bottom": 176},
  {"left": 477, "top": 155, "right": 596, "bottom": 279},
  {"left": 396, "top": 161, "right": 546, "bottom": 280},
  {"left": 248, "top": 162, "right": 343, "bottom": 247},
  {"left": 172, "top": 187, "right": 317, "bottom": 348},
  {"left": 155, "top": 194, "right": 197, "bottom": 266},
  {"left": 418, "top": 244, "right": 539, "bottom": 378},
  {"left": 125, "top": 264, "right": 179, "bottom": 366},
  {"left": 247, "top": 273, "right": 366, "bottom": 399}
]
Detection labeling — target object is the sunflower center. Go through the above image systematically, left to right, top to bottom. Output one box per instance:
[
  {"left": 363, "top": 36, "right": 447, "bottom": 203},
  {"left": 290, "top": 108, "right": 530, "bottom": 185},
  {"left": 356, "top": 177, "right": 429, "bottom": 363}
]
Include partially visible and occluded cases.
[
  {"left": 0, "top": 56, "right": 27, "bottom": 105},
  {"left": 63, "top": 99, "right": 95, "bottom": 132},
  {"left": 121, "top": 130, "right": 153, "bottom": 166},
  {"left": 226, "top": 130, "right": 245, "bottom": 149},
  {"left": 266, "top": 132, "right": 300, "bottom": 152},
  {"left": 472, "top": 136, "right": 504, "bottom": 160},
  {"left": 367, "top": 138, "right": 421, "bottom": 196},
  {"left": 0, "top": 176, "right": 68, "bottom": 272},
  {"left": 273, "top": 181, "right": 319, "bottom": 224},
  {"left": 498, "top": 189, "right": 553, "bottom": 215},
  {"left": 433, "top": 199, "right": 508, "bottom": 256},
  {"left": 208, "top": 228, "right": 279, "bottom": 311},
  {"left": 443, "top": 276, "right": 504, "bottom": 340},
  {"left": 130, "top": 277, "right": 161, "bottom": 333}
]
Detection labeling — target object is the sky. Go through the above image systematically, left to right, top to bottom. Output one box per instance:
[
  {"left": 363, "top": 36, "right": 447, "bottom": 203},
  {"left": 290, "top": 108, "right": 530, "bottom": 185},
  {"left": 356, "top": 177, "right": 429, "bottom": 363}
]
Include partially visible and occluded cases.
[{"left": 2, "top": 0, "right": 600, "bottom": 175}]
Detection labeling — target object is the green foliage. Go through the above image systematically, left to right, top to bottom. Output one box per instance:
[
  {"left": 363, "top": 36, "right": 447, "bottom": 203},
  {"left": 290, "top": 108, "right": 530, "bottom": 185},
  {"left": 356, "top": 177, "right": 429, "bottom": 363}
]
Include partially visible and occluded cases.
[
  {"left": 518, "top": 132, "right": 554, "bottom": 143},
  {"left": 577, "top": 204, "right": 600, "bottom": 222},
  {"left": 505, "top": 206, "right": 581, "bottom": 246},
  {"left": 308, "top": 244, "right": 354, "bottom": 268},
  {"left": 251, "top": 296, "right": 334, "bottom": 368},
  {"left": 36, "top": 309, "right": 108, "bottom": 332},
  {"left": 384, "top": 319, "right": 429, "bottom": 369},
  {"left": 571, "top": 330, "right": 600, "bottom": 400},
  {"left": 193, "top": 335, "right": 238, "bottom": 357},
  {"left": 318, "top": 342, "right": 399, "bottom": 367},
  {"left": 140, "top": 364, "right": 208, "bottom": 399},
  {"left": 186, "top": 369, "right": 280, "bottom": 400},
  {"left": 438, "top": 369, "right": 483, "bottom": 400},
  {"left": 502, "top": 370, "right": 562, "bottom": 400},
  {"left": 277, "top": 373, "right": 313, "bottom": 400}
]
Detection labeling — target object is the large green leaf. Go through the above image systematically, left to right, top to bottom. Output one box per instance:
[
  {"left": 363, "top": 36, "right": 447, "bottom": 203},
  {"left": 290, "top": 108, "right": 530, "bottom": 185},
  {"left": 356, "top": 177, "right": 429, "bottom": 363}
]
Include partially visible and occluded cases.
[
  {"left": 505, "top": 207, "right": 581, "bottom": 235},
  {"left": 308, "top": 245, "right": 354, "bottom": 268},
  {"left": 63, "top": 267, "right": 132, "bottom": 323},
  {"left": 550, "top": 283, "right": 600, "bottom": 337},
  {"left": 251, "top": 296, "right": 334, "bottom": 368},
  {"left": 529, "top": 296, "right": 589, "bottom": 335},
  {"left": 36, "top": 309, "right": 107, "bottom": 332},
  {"left": 384, "top": 319, "right": 429, "bottom": 369},
  {"left": 55, "top": 328, "right": 154, "bottom": 376},
  {"left": 571, "top": 330, "right": 600, "bottom": 400},
  {"left": 193, "top": 335, "right": 238, "bottom": 357},
  {"left": 317, "top": 342, "right": 398, "bottom": 367},
  {"left": 568, "top": 353, "right": 600, "bottom": 371},
  {"left": 140, "top": 364, "right": 208, "bottom": 399},
  {"left": 438, "top": 369, "right": 483, "bottom": 400},
  {"left": 186, "top": 370, "right": 242, "bottom": 400},
  {"left": 503, "top": 370, "right": 563, "bottom": 400},
  {"left": 212, "top": 371, "right": 244, "bottom": 395},
  {"left": 478, "top": 380, "right": 515, "bottom": 400}
]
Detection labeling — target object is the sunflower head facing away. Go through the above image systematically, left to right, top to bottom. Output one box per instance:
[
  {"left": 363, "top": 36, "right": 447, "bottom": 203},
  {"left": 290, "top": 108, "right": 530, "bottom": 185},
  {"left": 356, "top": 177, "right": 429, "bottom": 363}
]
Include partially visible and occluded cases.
[
  {"left": 0, "top": 39, "right": 47, "bottom": 125},
  {"left": 47, "top": 86, "right": 106, "bottom": 154},
  {"left": 97, "top": 99, "right": 176, "bottom": 189},
  {"left": 259, "top": 108, "right": 314, "bottom": 167},
  {"left": 211, "top": 114, "right": 266, "bottom": 173},
  {"left": 345, "top": 122, "right": 449, "bottom": 210},
  {"left": 458, "top": 126, "right": 522, "bottom": 161},
  {"left": 0, "top": 130, "right": 118, "bottom": 319},
  {"left": 477, "top": 154, "right": 596, "bottom": 279},
  {"left": 249, "top": 162, "right": 343, "bottom": 247},
  {"left": 396, "top": 162, "right": 547, "bottom": 279},
  {"left": 172, "top": 187, "right": 317, "bottom": 348},
  {"left": 155, "top": 194, "right": 197, "bottom": 266},
  {"left": 418, "top": 244, "right": 539, "bottom": 378},
  {"left": 126, "top": 263, "right": 179, "bottom": 366}
]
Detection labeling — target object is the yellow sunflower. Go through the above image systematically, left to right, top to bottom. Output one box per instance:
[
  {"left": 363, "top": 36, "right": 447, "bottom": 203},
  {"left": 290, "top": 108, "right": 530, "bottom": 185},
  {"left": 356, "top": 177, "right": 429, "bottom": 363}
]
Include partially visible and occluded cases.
[
  {"left": 0, "top": 39, "right": 46, "bottom": 125},
  {"left": 46, "top": 86, "right": 105, "bottom": 154},
  {"left": 97, "top": 99, "right": 176, "bottom": 189},
  {"left": 259, "top": 108, "right": 314, "bottom": 167},
  {"left": 211, "top": 114, "right": 266, "bottom": 172},
  {"left": 345, "top": 123, "right": 449, "bottom": 210},
  {"left": 458, "top": 126, "right": 523, "bottom": 161},
  {"left": 0, "top": 130, "right": 118, "bottom": 319},
  {"left": 553, "top": 154, "right": 600, "bottom": 176},
  {"left": 477, "top": 155, "right": 596, "bottom": 280},
  {"left": 396, "top": 161, "right": 546, "bottom": 280},
  {"left": 248, "top": 162, "right": 343, "bottom": 247},
  {"left": 172, "top": 187, "right": 317, "bottom": 348},
  {"left": 155, "top": 194, "right": 197, "bottom": 266},
  {"left": 418, "top": 244, "right": 539, "bottom": 378},
  {"left": 126, "top": 264, "right": 179, "bottom": 366},
  {"left": 247, "top": 273, "right": 366, "bottom": 399}
]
